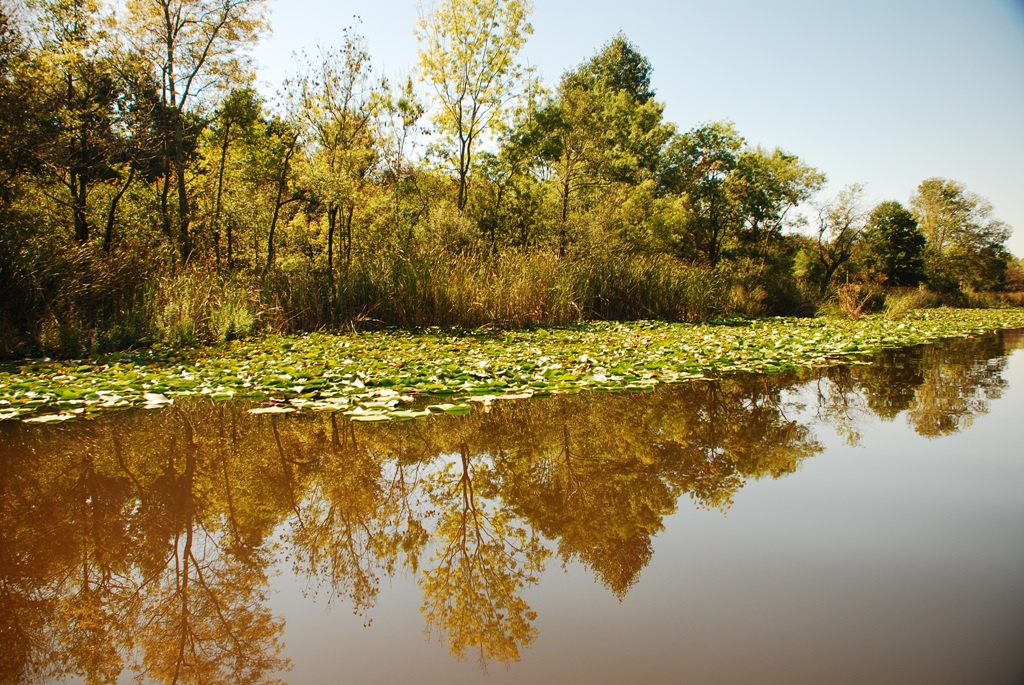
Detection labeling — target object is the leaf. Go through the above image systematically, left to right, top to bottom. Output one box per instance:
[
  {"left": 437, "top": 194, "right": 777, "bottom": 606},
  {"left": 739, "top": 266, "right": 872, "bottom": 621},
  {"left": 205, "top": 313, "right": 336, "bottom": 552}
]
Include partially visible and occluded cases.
[
  {"left": 247, "top": 406, "right": 296, "bottom": 415},
  {"left": 23, "top": 413, "right": 76, "bottom": 424}
]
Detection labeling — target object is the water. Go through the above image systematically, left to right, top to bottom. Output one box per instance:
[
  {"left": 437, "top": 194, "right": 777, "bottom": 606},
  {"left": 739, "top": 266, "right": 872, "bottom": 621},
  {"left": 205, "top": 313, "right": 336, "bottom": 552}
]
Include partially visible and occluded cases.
[{"left": 2, "top": 330, "right": 1023, "bottom": 684}]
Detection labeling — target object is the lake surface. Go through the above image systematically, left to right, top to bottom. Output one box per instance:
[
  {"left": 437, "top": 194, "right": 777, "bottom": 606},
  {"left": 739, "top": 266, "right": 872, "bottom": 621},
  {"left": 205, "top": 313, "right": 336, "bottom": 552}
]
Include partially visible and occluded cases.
[{"left": 2, "top": 330, "right": 1023, "bottom": 684}]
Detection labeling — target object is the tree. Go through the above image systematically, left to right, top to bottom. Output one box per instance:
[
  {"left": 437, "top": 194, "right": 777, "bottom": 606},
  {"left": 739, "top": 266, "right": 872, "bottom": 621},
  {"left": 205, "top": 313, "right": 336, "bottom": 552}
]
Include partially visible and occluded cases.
[
  {"left": 31, "top": 0, "right": 126, "bottom": 245},
  {"left": 123, "top": 0, "right": 268, "bottom": 263},
  {"left": 416, "top": 0, "right": 533, "bottom": 212},
  {"left": 0, "top": 3, "right": 46, "bottom": 198},
  {"left": 290, "top": 31, "right": 380, "bottom": 304},
  {"left": 562, "top": 32, "right": 655, "bottom": 105},
  {"left": 522, "top": 35, "right": 672, "bottom": 255},
  {"left": 207, "top": 86, "right": 261, "bottom": 266},
  {"left": 657, "top": 121, "right": 823, "bottom": 266},
  {"left": 910, "top": 178, "right": 1012, "bottom": 291},
  {"left": 810, "top": 184, "right": 867, "bottom": 295},
  {"left": 860, "top": 200, "right": 925, "bottom": 286}
]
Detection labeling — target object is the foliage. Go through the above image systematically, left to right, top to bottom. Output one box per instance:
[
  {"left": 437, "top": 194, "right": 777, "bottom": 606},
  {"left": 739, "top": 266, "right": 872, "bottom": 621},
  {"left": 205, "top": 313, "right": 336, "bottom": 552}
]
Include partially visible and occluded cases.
[
  {"left": 416, "top": 0, "right": 533, "bottom": 211},
  {"left": 0, "top": 3, "right": 1017, "bottom": 359},
  {"left": 656, "top": 121, "right": 824, "bottom": 266},
  {"left": 911, "top": 177, "right": 1012, "bottom": 292},
  {"left": 860, "top": 200, "right": 926, "bottom": 287}
]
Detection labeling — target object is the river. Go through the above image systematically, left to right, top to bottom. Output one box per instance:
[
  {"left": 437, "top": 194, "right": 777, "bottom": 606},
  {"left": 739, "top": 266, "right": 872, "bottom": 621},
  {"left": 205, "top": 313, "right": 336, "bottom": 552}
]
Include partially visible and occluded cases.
[{"left": 2, "top": 330, "right": 1022, "bottom": 684}]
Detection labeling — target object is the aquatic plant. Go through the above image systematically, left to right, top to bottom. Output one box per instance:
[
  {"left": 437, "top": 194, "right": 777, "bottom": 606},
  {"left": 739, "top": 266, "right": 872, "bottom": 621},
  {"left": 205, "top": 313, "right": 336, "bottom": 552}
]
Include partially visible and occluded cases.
[{"left": 2, "top": 309, "right": 1023, "bottom": 423}]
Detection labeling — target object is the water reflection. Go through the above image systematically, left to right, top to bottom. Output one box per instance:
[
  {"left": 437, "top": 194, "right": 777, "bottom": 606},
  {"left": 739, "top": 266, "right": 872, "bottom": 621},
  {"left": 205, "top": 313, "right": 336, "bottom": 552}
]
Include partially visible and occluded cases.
[{"left": 0, "top": 329, "right": 1020, "bottom": 682}]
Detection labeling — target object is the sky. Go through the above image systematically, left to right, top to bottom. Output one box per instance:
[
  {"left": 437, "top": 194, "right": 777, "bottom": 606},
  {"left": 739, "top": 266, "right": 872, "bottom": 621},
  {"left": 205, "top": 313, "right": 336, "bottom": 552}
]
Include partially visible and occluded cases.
[{"left": 250, "top": 0, "right": 1024, "bottom": 256}]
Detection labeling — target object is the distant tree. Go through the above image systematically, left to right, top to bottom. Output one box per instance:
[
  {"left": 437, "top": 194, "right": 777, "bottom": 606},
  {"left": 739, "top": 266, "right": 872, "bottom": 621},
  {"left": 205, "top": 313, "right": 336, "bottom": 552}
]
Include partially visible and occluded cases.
[
  {"left": 415, "top": 0, "right": 533, "bottom": 212},
  {"left": 910, "top": 178, "right": 1011, "bottom": 291},
  {"left": 860, "top": 200, "right": 925, "bottom": 287},
  {"left": 1005, "top": 255, "right": 1024, "bottom": 292}
]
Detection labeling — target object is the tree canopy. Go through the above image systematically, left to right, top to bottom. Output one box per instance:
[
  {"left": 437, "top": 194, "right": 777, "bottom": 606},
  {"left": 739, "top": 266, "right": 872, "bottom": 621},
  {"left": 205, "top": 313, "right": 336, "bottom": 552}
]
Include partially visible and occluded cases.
[{"left": 0, "top": 1, "right": 1017, "bottom": 358}]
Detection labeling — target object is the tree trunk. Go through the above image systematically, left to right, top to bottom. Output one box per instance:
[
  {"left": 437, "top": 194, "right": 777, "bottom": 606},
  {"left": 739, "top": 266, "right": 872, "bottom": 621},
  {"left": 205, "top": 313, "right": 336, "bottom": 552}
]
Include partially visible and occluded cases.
[
  {"left": 212, "top": 119, "right": 233, "bottom": 268},
  {"left": 263, "top": 135, "right": 298, "bottom": 279},
  {"left": 175, "top": 155, "right": 191, "bottom": 265},
  {"left": 103, "top": 167, "right": 135, "bottom": 253},
  {"left": 72, "top": 171, "right": 89, "bottom": 244},
  {"left": 559, "top": 171, "right": 571, "bottom": 259},
  {"left": 327, "top": 204, "right": 337, "bottom": 317}
]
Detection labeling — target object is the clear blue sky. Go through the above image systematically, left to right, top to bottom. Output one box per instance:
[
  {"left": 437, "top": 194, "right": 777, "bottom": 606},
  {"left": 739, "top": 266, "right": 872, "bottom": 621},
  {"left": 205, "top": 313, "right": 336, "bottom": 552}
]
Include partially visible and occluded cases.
[{"left": 251, "top": 0, "right": 1024, "bottom": 256}]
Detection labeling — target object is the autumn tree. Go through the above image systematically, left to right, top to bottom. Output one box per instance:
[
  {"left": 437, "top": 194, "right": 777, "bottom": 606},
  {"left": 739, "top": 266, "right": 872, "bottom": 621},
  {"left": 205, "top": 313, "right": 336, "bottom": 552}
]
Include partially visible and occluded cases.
[
  {"left": 123, "top": 0, "right": 268, "bottom": 263},
  {"left": 416, "top": 0, "right": 533, "bottom": 212},
  {"left": 290, "top": 30, "right": 380, "bottom": 302}
]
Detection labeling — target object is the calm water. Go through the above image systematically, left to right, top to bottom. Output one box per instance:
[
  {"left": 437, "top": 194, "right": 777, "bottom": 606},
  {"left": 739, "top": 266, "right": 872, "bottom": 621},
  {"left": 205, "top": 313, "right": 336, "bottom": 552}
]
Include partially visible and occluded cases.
[{"left": 2, "top": 331, "right": 1023, "bottom": 684}]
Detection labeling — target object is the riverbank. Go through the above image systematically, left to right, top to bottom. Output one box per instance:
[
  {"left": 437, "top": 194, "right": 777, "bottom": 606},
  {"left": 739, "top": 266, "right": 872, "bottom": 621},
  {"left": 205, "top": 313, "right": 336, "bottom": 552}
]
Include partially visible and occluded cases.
[{"left": 3, "top": 308, "right": 1024, "bottom": 424}]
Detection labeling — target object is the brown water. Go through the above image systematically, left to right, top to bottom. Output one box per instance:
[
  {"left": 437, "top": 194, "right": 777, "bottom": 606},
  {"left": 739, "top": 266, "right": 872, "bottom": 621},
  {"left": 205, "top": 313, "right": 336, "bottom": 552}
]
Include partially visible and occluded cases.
[{"left": 2, "top": 330, "right": 1023, "bottom": 684}]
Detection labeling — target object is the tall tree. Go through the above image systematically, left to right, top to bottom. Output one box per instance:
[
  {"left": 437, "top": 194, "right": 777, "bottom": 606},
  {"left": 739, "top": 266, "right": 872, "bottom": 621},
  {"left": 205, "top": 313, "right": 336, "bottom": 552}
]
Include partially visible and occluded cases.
[
  {"left": 32, "top": 0, "right": 125, "bottom": 244},
  {"left": 123, "top": 0, "right": 268, "bottom": 263},
  {"left": 416, "top": 0, "right": 533, "bottom": 212},
  {"left": 290, "top": 31, "right": 380, "bottom": 305},
  {"left": 523, "top": 35, "right": 672, "bottom": 255},
  {"left": 207, "top": 86, "right": 260, "bottom": 266},
  {"left": 910, "top": 177, "right": 1012, "bottom": 291},
  {"left": 860, "top": 200, "right": 925, "bottom": 287}
]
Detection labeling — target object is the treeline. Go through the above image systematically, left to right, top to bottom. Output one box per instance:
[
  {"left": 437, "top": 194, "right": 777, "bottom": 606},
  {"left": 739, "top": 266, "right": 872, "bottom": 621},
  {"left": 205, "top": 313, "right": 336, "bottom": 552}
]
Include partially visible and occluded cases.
[{"left": 0, "top": 0, "right": 1019, "bottom": 357}]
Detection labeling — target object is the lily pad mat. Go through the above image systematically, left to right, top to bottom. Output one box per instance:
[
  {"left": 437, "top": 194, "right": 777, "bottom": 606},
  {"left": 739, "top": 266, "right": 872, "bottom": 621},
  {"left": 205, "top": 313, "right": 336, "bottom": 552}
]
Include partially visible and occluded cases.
[{"left": 3, "top": 309, "right": 1023, "bottom": 424}]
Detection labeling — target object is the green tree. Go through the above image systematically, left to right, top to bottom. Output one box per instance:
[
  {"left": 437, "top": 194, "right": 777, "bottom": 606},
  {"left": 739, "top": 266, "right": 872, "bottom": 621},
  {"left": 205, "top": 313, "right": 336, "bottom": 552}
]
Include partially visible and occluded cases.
[
  {"left": 31, "top": 0, "right": 127, "bottom": 245},
  {"left": 416, "top": 0, "right": 533, "bottom": 212},
  {"left": 0, "top": 3, "right": 46, "bottom": 197},
  {"left": 523, "top": 35, "right": 672, "bottom": 255},
  {"left": 205, "top": 86, "right": 261, "bottom": 266},
  {"left": 657, "top": 122, "right": 822, "bottom": 266},
  {"left": 910, "top": 177, "right": 1012, "bottom": 291},
  {"left": 860, "top": 200, "right": 925, "bottom": 286}
]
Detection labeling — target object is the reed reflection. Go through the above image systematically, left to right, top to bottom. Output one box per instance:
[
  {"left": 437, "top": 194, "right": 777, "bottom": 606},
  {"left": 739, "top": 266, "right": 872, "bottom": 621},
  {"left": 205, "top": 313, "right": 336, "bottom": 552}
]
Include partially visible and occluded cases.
[{"left": 0, "top": 329, "right": 1018, "bottom": 681}]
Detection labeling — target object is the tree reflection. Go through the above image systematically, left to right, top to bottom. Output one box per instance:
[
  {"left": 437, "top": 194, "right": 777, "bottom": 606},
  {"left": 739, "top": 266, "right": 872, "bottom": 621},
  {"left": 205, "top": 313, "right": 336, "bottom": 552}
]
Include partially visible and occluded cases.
[
  {"left": 0, "top": 328, "right": 1019, "bottom": 678},
  {"left": 812, "top": 331, "right": 1018, "bottom": 439},
  {"left": 0, "top": 406, "right": 292, "bottom": 684},
  {"left": 131, "top": 413, "right": 289, "bottom": 684},
  {"left": 284, "top": 415, "right": 428, "bottom": 618},
  {"left": 419, "top": 445, "right": 549, "bottom": 668}
]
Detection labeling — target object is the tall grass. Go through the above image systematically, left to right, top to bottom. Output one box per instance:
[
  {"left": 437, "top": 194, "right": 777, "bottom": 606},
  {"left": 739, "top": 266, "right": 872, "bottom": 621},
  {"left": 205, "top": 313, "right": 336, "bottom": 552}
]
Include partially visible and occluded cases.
[{"left": 0, "top": 241, "right": 830, "bottom": 358}]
